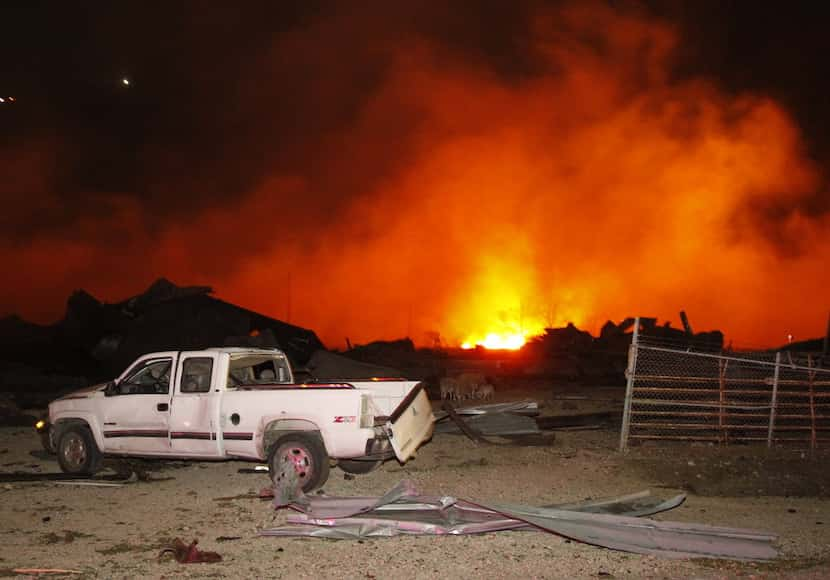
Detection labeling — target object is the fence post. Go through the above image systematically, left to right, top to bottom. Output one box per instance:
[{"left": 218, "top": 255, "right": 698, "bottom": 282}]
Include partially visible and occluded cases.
[
  {"left": 619, "top": 316, "right": 640, "bottom": 452},
  {"left": 766, "top": 351, "right": 781, "bottom": 448},
  {"left": 808, "top": 354, "right": 817, "bottom": 451},
  {"left": 718, "top": 359, "right": 728, "bottom": 444}
]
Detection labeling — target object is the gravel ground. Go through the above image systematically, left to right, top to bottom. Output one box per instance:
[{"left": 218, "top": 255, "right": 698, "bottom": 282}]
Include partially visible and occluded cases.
[{"left": 0, "top": 417, "right": 828, "bottom": 579}]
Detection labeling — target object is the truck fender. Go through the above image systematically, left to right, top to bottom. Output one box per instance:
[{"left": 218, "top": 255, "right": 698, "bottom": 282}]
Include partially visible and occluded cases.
[
  {"left": 51, "top": 413, "right": 105, "bottom": 452},
  {"left": 258, "top": 417, "right": 324, "bottom": 458}
]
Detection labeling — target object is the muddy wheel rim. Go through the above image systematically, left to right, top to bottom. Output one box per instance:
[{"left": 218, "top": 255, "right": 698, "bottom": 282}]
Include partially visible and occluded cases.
[
  {"left": 62, "top": 433, "right": 87, "bottom": 470},
  {"left": 280, "top": 444, "right": 313, "bottom": 482}
]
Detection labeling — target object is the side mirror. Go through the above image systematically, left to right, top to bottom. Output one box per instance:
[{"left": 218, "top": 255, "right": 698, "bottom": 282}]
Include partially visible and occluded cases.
[{"left": 104, "top": 380, "right": 118, "bottom": 396}]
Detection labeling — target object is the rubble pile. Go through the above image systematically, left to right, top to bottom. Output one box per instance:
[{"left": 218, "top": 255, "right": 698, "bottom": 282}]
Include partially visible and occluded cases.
[{"left": 0, "top": 278, "right": 323, "bottom": 405}]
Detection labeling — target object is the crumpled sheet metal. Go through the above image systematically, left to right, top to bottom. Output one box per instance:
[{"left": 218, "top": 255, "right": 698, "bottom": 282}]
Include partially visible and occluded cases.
[
  {"left": 432, "top": 400, "right": 539, "bottom": 420},
  {"left": 432, "top": 412, "right": 540, "bottom": 436},
  {"left": 261, "top": 481, "right": 777, "bottom": 561},
  {"left": 477, "top": 500, "right": 776, "bottom": 561}
]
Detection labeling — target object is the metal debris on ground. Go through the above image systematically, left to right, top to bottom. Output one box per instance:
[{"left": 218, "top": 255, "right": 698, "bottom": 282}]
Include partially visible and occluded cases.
[
  {"left": 432, "top": 400, "right": 540, "bottom": 420},
  {"left": 434, "top": 400, "right": 544, "bottom": 441},
  {"left": 434, "top": 400, "right": 616, "bottom": 439},
  {"left": 438, "top": 402, "right": 492, "bottom": 443},
  {"left": 269, "top": 452, "right": 303, "bottom": 507},
  {"left": 237, "top": 465, "right": 270, "bottom": 474},
  {"left": 0, "top": 471, "right": 136, "bottom": 484},
  {"left": 53, "top": 480, "right": 125, "bottom": 487},
  {"left": 260, "top": 480, "right": 777, "bottom": 561},
  {"left": 12, "top": 568, "right": 83, "bottom": 575}
]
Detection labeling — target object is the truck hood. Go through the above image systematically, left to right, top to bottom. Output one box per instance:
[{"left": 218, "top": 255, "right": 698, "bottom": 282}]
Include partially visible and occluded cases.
[{"left": 53, "top": 382, "right": 109, "bottom": 402}]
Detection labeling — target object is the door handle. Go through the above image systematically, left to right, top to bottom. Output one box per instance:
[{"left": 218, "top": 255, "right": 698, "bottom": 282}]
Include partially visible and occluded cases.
[{"left": 157, "top": 403, "right": 169, "bottom": 412}]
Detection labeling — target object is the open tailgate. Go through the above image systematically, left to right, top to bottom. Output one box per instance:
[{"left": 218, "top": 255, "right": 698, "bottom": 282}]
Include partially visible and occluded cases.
[{"left": 386, "top": 384, "right": 434, "bottom": 462}]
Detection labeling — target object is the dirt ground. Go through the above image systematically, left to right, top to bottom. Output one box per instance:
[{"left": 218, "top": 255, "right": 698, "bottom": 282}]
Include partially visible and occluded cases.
[{"left": 1, "top": 390, "right": 829, "bottom": 579}]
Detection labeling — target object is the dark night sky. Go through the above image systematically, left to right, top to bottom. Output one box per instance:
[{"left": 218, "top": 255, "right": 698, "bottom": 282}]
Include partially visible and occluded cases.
[
  {"left": 1, "top": 1, "right": 828, "bottom": 346},
  {"left": 3, "top": 2, "right": 828, "bottom": 212}
]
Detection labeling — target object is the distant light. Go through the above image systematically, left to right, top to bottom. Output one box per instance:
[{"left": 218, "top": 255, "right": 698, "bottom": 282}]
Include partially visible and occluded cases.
[
  {"left": 121, "top": 77, "right": 130, "bottom": 86},
  {"left": 7, "top": 96, "right": 14, "bottom": 102},
  {"left": 0, "top": 97, "right": 4, "bottom": 103}
]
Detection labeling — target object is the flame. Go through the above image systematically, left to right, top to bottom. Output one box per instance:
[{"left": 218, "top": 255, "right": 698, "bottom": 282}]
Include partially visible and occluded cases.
[{"left": 462, "top": 332, "right": 528, "bottom": 350}]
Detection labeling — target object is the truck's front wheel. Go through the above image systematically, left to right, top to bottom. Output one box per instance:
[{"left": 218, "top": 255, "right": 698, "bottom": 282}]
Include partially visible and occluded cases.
[
  {"left": 56, "top": 425, "right": 102, "bottom": 476},
  {"left": 268, "top": 433, "right": 330, "bottom": 493}
]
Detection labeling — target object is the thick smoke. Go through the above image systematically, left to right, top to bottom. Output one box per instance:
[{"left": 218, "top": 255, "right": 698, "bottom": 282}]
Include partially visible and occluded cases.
[{"left": 1, "top": 1, "right": 828, "bottom": 347}]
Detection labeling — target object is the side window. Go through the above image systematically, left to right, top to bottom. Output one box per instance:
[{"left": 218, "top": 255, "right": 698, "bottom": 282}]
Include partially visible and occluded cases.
[
  {"left": 227, "top": 355, "right": 291, "bottom": 388},
  {"left": 181, "top": 357, "right": 214, "bottom": 393},
  {"left": 119, "top": 359, "right": 172, "bottom": 395}
]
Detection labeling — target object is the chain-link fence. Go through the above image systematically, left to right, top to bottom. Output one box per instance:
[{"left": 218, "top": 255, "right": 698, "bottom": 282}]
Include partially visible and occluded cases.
[{"left": 619, "top": 318, "right": 830, "bottom": 450}]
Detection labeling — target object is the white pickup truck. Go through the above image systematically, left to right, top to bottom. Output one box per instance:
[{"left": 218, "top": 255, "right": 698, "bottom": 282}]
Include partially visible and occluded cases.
[{"left": 40, "top": 347, "right": 434, "bottom": 491}]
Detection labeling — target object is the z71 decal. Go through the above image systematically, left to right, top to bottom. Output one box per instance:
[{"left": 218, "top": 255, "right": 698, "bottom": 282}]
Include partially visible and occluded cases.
[{"left": 333, "top": 416, "right": 356, "bottom": 423}]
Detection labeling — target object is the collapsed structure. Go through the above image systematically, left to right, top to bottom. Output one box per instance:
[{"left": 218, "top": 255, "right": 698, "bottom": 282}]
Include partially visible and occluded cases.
[{"left": 0, "top": 279, "right": 323, "bottom": 405}]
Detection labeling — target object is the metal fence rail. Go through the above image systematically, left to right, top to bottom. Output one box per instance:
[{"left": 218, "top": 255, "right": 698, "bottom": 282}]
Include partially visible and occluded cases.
[{"left": 620, "top": 318, "right": 830, "bottom": 451}]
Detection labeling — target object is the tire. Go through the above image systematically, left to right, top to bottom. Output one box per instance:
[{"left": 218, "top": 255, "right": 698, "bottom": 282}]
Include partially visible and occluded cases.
[
  {"left": 56, "top": 425, "right": 102, "bottom": 475},
  {"left": 268, "top": 432, "right": 330, "bottom": 493},
  {"left": 338, "top": 458, "right": 382, "bottom": 475}
]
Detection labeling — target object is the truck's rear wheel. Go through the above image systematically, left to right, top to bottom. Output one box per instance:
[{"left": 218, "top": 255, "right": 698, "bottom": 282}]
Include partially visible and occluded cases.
[
  {"left": 56, "top": 425, "right": 102, "bottom": 475},
  {"left": 268, "top": 432, "right": 330, "bottom": 493},
  {"left": 338, "top": 459, "right": 382, "bottom": 474}
]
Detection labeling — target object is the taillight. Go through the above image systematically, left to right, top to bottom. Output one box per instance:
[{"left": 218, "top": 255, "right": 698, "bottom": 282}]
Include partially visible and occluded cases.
[{"left": 359, "top": 395, "right": 374, "bottom": 429}]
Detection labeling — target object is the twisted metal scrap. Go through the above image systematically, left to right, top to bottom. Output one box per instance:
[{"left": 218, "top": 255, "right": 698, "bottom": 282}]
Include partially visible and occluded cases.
[{"left": 261, "top": 481, "right": 777, "bottom": 561}]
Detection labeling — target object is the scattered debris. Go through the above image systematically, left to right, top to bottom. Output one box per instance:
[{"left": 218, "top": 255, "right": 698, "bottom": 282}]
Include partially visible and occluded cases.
[
  {"left": 0, "top": 278, "right": 324, "bottom": 410},
  {"left": 433, "top": 400, "right": 540, "bottom": 418},
  {"left": 435, "top": 400, "right": 545, "bottom": 441},
  {"left": 435, "top": 401, "right": 616, "bottom": 438},
  {"left": 439, "top": 402, "right": 491, "bottom": 443},
  {"left": 436, "top": 410, "right": 543, "bottom": 439},
  {"left": 535, "top": 412, "right": 617, "bottom": 430},
  {"left": 271, "top": 453, "right": 302, "bottom": 508},
  {"left": 237, "top": 465, "right": 269, "bottom": 474},
  {"left": 0, "top": 472, "right": 133, "bottom": 484},
  {"left": 52, "top": 480, "right": 125, "bottom": 487},
  {"left": 261, "top": 480, "right": 777, "bottom": 561},
  {"left": 213, "top": 492, "right": 266, "bottom": 501},
  {"left": 215, "top": 536, "right": 242, "bottom": 542},
  {"left": 158, "top": 538, "right": 222, "bottom": 564},
  {"left": 12, "top": 568, "right": 83, "bottom": 575}
]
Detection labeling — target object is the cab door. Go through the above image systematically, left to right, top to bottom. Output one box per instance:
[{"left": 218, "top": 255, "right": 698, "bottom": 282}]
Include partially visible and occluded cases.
[
  {"left": 168, "top": 351, "right": 222, "bottom": 457},
  {"left": 100, "top": 352, "right": 176, "bottom": 455}
]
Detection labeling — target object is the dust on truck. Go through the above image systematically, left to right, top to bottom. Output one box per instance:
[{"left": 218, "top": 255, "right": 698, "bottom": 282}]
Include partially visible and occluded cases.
[{"left": 41, "top": 347, "right": 434, "bottom": 491}]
